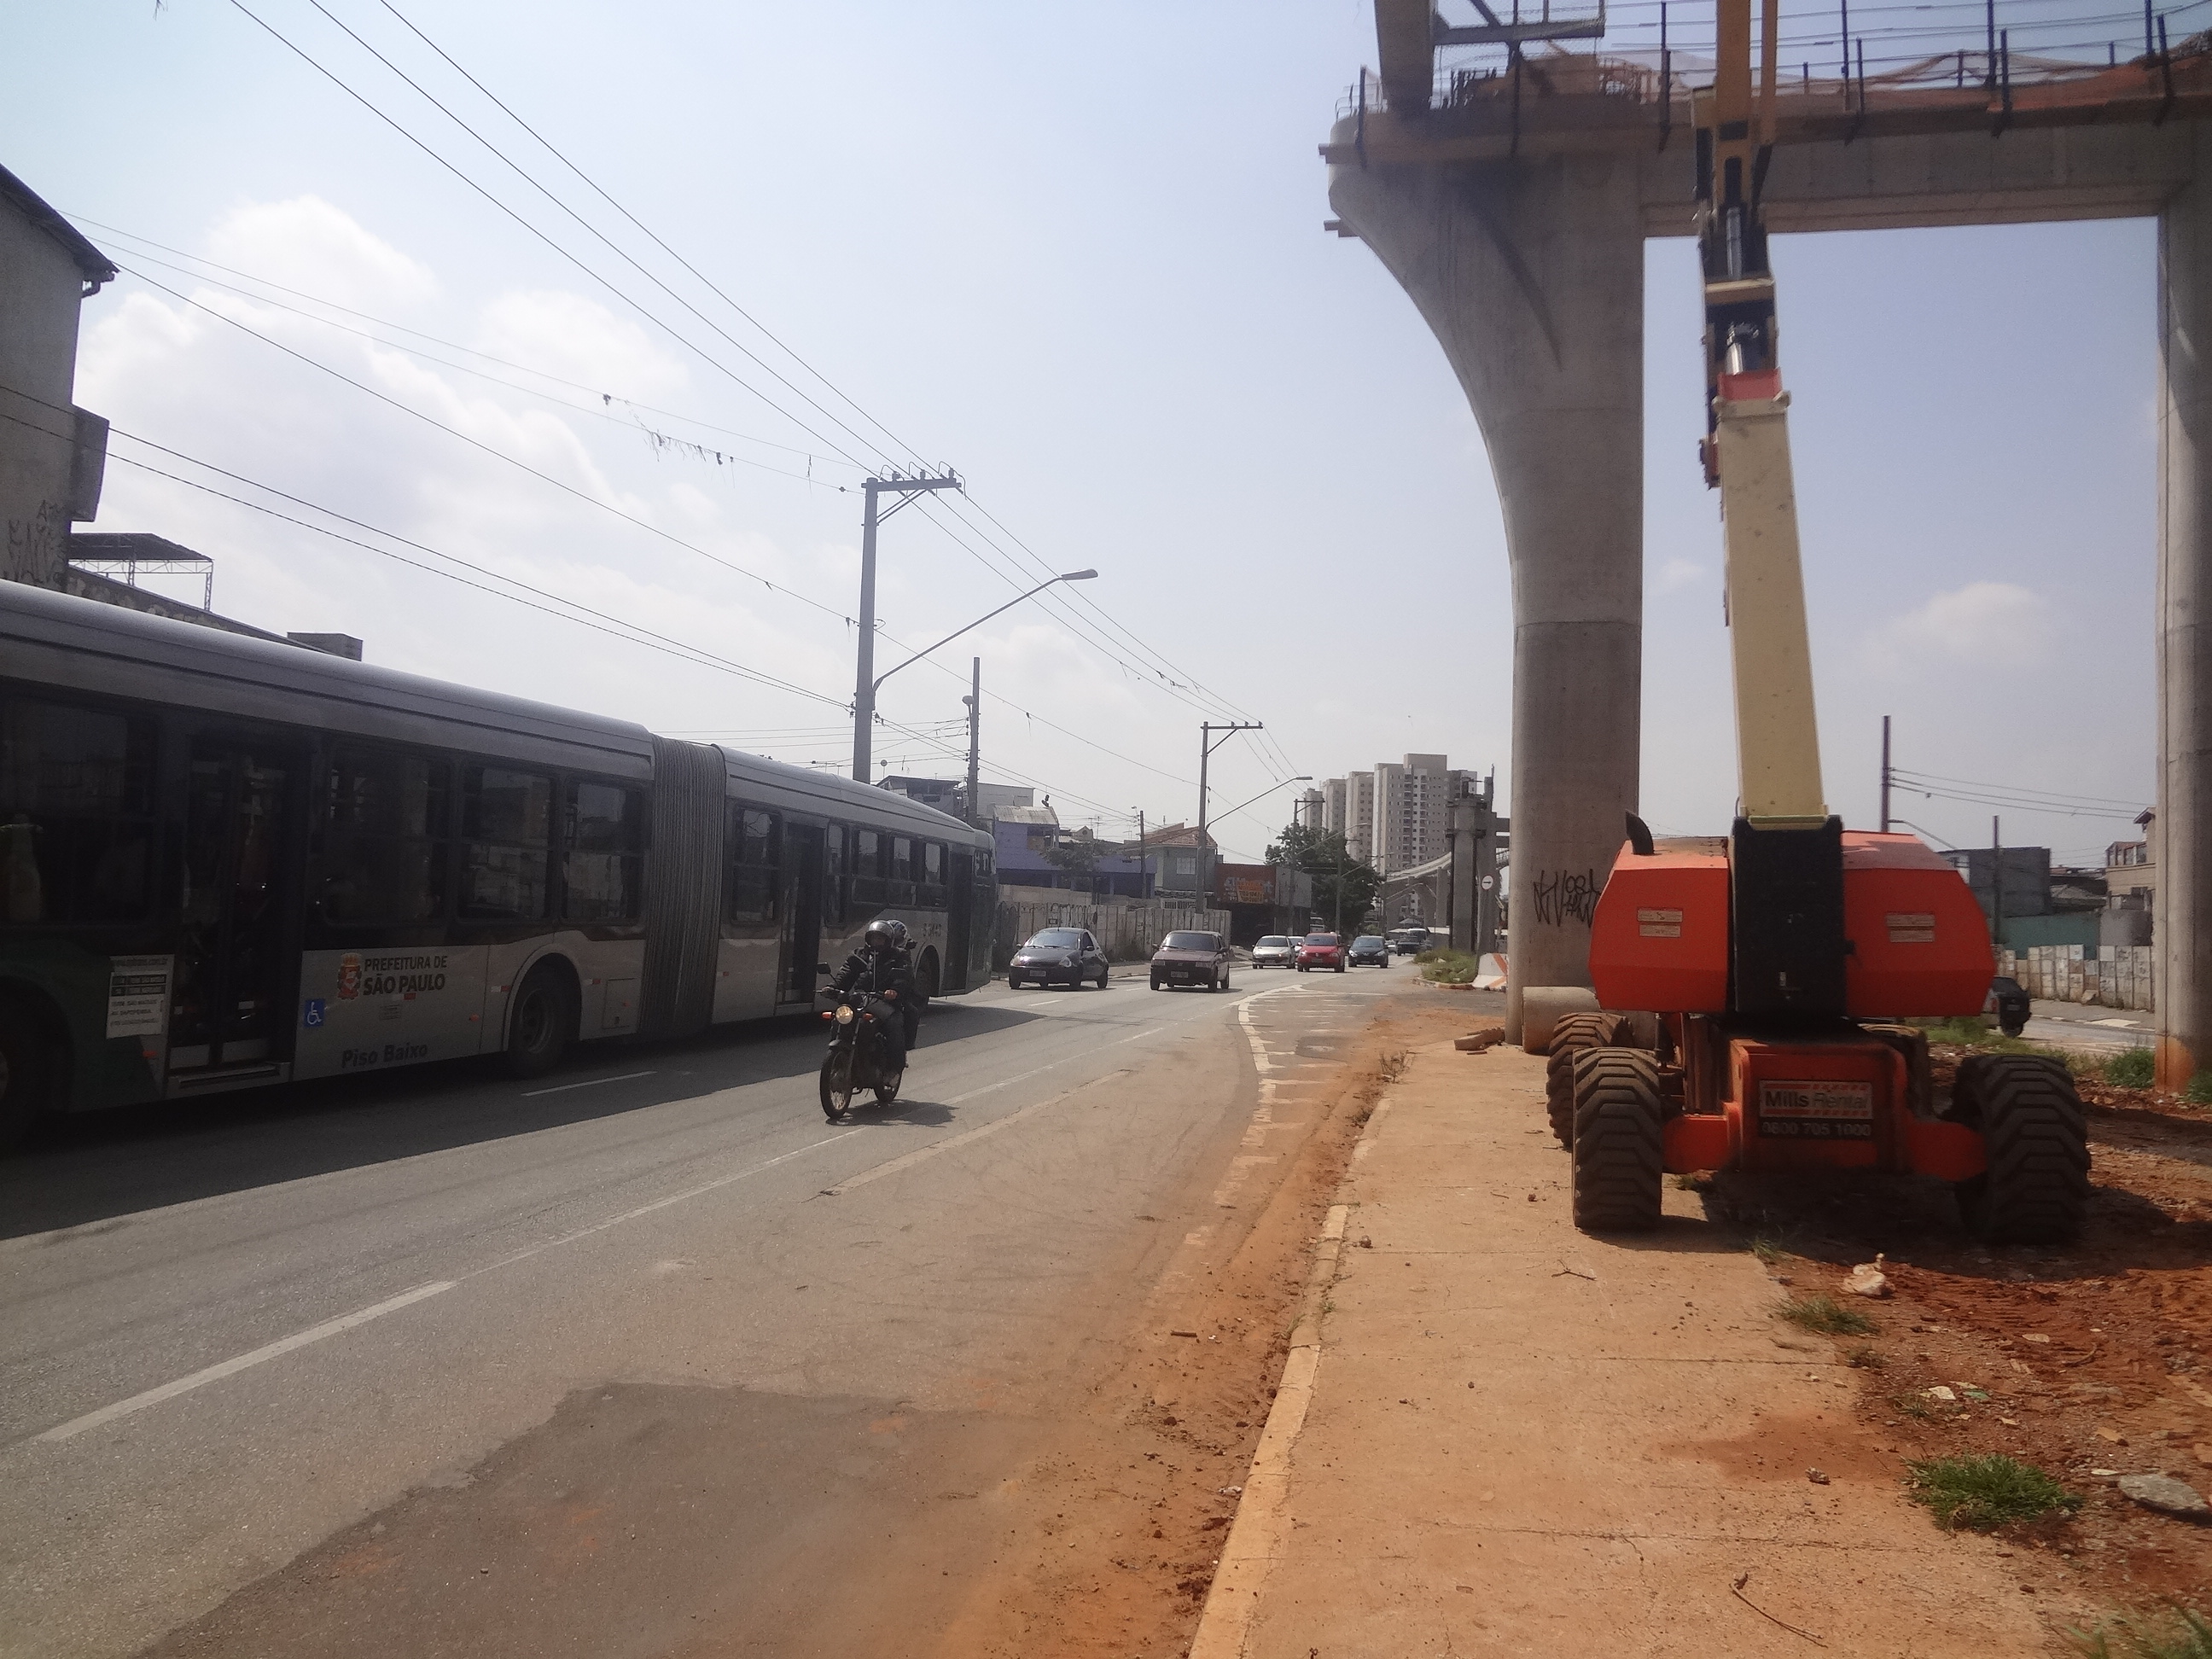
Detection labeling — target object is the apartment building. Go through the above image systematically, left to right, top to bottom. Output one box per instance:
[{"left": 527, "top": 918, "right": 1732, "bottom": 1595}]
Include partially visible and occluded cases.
[{"left": 1319, "top": 754, "right": 1470, "bottom": 874}]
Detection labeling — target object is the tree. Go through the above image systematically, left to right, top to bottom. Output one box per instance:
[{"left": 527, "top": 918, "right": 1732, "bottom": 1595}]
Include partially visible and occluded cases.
[
  {"left": 1266, "top": 821, "right": 1382, "bottom": 934},
  {"left": 1041, "top": 835, "right": 1104, "bottom": 897}
]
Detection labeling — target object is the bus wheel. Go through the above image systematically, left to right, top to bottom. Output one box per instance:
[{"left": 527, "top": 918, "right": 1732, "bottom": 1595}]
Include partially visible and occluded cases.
[
  {"left": 505, "top": 965, "right": 574, "bottom": 1080},
  {"left": 0, "top": 999, "right": 56, "bottom": 1152}
]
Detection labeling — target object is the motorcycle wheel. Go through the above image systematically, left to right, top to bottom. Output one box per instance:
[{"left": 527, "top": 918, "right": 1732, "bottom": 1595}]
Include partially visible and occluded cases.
[
  {"left": 820, "top": 1051, "right": 855, "bottom": 1121},
  {"left": 875, "top": 1065, "right": 904, "bottom": 1106}
]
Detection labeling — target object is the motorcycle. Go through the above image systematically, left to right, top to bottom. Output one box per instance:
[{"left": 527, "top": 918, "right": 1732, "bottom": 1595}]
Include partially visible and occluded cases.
[{"left": 818, "top": 987, "right": 905, "bottom": 1120}]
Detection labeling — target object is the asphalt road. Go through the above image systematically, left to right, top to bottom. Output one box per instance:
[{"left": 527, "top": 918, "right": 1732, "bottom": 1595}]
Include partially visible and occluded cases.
[
  {"left": 0, "top": 956, "right": 1405, "bottom": 1659},
  {"left": 2022, "top": 999, "right": 2155, "bottom": 1053}
]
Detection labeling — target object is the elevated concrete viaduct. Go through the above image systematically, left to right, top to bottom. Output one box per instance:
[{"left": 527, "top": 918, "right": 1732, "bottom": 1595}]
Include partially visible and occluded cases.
[{"left": 1324, "top": 35, "right": 2212, "bottom": 1079}]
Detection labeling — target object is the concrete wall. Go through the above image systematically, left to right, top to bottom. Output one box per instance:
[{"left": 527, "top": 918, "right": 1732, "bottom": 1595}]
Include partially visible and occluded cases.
[
  {"left": 0, "top": 200, "right": 95, "bottom": 588},
  {"left": 1998, "top": 944, "right": 2156, "bottom": 1011}
]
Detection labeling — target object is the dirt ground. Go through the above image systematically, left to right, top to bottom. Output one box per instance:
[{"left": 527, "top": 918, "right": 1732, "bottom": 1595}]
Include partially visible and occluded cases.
[
  {"left": 923, "top": 994, "right": 1473, "bottom": 1659},
  {"left": 1698, "top": 1042, "right": 2212, "bottom": 1628}
]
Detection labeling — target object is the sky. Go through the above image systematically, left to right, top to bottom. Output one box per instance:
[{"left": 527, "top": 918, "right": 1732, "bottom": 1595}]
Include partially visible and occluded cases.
[{"left": 2, "top": 1, "right": 2157, "bottom": 869}]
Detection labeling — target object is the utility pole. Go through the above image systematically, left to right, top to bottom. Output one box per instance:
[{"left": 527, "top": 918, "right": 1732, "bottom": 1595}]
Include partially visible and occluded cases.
[
  {"left": 852, "top": 469, "right": 963, "bottom": 782},
  {"left": 963, "top": 656, "right": 981, "bottom": 827},
  {"left": 1880, "top": 714, "right": 1893, "bottom": 833},
  {"left": 1196, "top": 722, "right": 1261, "bottom": 905},
  {"left": 1136, "top": 808, "right": 1146, "bottom": 899},
  {"left": 1992, "top": 815, "right": 2005, "bottom": 956}
]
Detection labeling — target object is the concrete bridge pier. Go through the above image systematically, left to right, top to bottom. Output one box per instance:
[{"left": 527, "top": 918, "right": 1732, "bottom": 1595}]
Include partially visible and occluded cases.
[
  {"left": 2160, "top": 123, "right": 2212, "bottom": 1091},
  {"left": 1327, "top": 142, "right": 1644, "bottom": 1040}
]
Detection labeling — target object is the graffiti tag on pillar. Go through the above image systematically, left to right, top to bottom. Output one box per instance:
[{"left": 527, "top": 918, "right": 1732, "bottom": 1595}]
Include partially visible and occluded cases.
[{"left": 1533, "top": 867, "right": 1601, "bottom": 928}]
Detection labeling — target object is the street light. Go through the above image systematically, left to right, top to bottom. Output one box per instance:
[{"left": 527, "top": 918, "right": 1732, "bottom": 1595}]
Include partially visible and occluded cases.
[
  {"left": 855, "top": 569, "right": 1097, "bottom": 780},
  {"left": 1213, "top": 776, "right": 1313, "bottom": 827}
]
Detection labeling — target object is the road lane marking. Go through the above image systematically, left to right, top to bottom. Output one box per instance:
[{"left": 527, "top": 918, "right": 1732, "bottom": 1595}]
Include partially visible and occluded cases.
[
  {"left": 523, "top": 1069, "right": 656, "bottom": 1097},
  {"left": 822, "top": 1072, "right": 1130, "bottom": 1197},
  {"left": 27, "top": 1131, "right": 868, "bottom": 1449},
  {"left": 35, "top": 1280, "right": 457, "bottom": 1444}
]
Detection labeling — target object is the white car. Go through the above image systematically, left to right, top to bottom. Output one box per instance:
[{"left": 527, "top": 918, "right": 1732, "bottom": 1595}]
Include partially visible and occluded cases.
[{"left": 1250, "top": 934, "right": 1299, "bottom": 969}]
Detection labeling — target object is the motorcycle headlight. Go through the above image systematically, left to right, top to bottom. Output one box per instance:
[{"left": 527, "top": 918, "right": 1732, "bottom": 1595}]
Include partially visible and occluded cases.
[{"left": 835, "top": 1004, "right": 855, "bottom": 1024}]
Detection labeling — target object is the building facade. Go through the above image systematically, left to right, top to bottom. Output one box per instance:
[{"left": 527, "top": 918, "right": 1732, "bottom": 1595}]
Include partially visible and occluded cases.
[
  {"left": 1, "top": 164, "right": 114, "bottom": 590},
  {"left": 1320, "top": 754, "right": 1472, "bottom": 874}
]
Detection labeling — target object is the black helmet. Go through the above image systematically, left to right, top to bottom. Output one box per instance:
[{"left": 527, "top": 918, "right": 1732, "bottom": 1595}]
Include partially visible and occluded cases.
[{"left": 864, "top": 920, "right": 899, "bottom": 949}]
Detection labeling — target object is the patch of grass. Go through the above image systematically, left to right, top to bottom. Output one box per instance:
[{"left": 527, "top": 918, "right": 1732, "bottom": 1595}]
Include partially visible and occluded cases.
[
  {"left": 1417, "top": 950, "right": 1482, "bottom": 984},
  {"left": 1918, "top": 1014, "right": 1993, "bottom": 1045},
  {"left": 2104, "top": 1048, "right": 2157, "bottom": 1089},
  {"left": 2186, "top": 1073, "right": 2212, "bottom": 1106},
  {"left": 1672, "top": 1171, "right": 1714, "bottom": 1192},
  {"left": 1749, "top": 1236, "right": 1785, "bottom": 1268},
  {"left": 1775, "top": 1295, "right": 1877, "bottom": 1336},
  {"left": 1846, "top": 1344, "right": 1886, "bottom": 1370},
  {"left": 1892, "top": 1391, "right": 1936, "bottom": 1420},
  {"left": 1905, "top": 1453, "right": 2079, "bottom": 1531},
  {"left": 2067, "top": 1605, "right": 2212, "bottom": 1659}
]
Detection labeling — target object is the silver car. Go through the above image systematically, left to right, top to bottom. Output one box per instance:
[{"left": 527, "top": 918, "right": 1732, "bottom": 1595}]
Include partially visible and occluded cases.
[{"left": 1250, "top": 934, "right": 1298, "bottom": 969}]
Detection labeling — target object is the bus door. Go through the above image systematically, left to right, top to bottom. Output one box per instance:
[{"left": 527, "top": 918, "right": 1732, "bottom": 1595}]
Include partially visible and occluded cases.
[
  {"left": 171, "top": 739, "right": 305, "bottom": 1075},
  {"left": 779, "top": 824, "right": 824, "bottom": 1005},
  {"left": 946, "top": 852, "right": 973, "bottom": 992}
]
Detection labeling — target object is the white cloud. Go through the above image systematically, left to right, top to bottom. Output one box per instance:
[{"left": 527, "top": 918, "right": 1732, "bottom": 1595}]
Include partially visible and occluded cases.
[
  {"left": 202, "top": 196, "right": 436, "bottom": 313},
  {"left": 474, "top": 289, "right": 690, "bottom": 403},
  {"left": 1656, "top": 556, "right": 1705, "bottom": 593},
  {"left": 1872, "top": 580, "right": 2055, "bottom": 669}
]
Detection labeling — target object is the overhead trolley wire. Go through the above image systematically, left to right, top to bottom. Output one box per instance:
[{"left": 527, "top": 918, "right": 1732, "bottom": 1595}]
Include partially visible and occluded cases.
[
  {"left": 205, "top": 0, "right": 1258, "bottom": 800},
  {"left": 311, "top": 0, "right": 1280, "bottom": 748}
]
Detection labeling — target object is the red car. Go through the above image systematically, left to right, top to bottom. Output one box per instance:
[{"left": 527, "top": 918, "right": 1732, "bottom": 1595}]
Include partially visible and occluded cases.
[{"left": 1295, "top": 932, "right": 1346, "bottom": 973}]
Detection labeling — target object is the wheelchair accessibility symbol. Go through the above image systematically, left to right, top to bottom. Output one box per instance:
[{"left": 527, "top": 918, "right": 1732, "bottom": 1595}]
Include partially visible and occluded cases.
[{"left": 304, "top": 998, "right": 327, "bottom": 1029}]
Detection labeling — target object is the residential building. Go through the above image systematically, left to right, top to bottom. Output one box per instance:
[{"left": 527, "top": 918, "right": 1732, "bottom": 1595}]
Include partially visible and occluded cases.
[
  {"left": 2, "top": 162, "right": 113, "bottom": 590},
  {"left": 1319, "top": 754, "right": 1474, "bottom": 874},
  {"left": 877, "top": 777, "right": 1033, "bottom": 824},
  {"left": 1140, "top": 822, "right": 1217, "bottom": 902}
]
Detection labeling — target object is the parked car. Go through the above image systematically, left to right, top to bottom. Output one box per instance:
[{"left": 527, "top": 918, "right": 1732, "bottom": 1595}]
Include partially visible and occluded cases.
[
  {"left": 1009, "top": 927, "right": 1109, "bottom": 990},
  {"left": 1151, "top": 929, "right": 1232, "bottom": 992},
  {"left": 1295, "top": 932, "right": 1346, "bottom": 973},
  {"left": 1250, "top": 934, "right": 1299, "bottom": 969},
  {"left": 1348, "top": 934, "right": 1391, "bottom": 968},
  {"left": 1985, "top": 975, "right": 2030, "bottom": 1039}
]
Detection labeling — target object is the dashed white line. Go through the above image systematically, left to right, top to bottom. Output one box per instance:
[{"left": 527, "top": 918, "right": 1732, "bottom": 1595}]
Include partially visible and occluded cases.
[{"left": 523, "top": 1069, "right": 655, "bottom": 1097}]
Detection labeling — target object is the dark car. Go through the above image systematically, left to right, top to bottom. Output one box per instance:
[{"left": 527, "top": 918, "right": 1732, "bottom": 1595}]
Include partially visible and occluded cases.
[
  {"left": 1009, "top": 927, "right": 1109, "bottom": 990},
  {"left": 1388, "top": 927, "right": 1432, "bottom": 957},
  {"left": 1151, "top": 929, "right": 1231, "bottom": 992},
  {"left": 1295, "top": 932, "right": 1346, "bottom": 973},
  {"left": 1348, "top": 934, "right": 1391, "bottom": 968},
  {"left": 1985, "top": 975, "right": 2029, "bottom": 1039}
]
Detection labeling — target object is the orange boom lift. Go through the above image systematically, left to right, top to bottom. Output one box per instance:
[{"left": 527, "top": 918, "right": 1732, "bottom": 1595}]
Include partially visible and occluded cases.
[{"left": 1559, "top": 0, "right": 2090, "bottom": 1240}]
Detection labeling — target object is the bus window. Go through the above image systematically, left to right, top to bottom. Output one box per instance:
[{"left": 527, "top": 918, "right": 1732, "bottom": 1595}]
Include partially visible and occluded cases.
[
  {"left": 0, "top": 696, "right": 156, "bottom": 924},
  {"left": 317, "top": 746, "right": 450, "bottom": 924},
  {"left": 459, "top": 765, "right": 551, "bottom": 920},
  {"left": 563, "top": 780, "right": 643, "bottom": 923},
  {"left": 727, "top": 806, "right": 780, "bottom": 922},
  {"left": 823, "top": 824, "right": 847, "bottom": 925},
  {"left": 851, "top": 829, "right": 883, "bottom": 905},
  {"left": 891, "top": 837, "right": 914, "bottom": 882},
  {"left": 920, "top": 841, "right": 946, "bottom": 904}
]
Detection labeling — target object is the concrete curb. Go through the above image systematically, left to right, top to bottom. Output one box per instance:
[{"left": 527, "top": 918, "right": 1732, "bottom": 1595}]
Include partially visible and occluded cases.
[{"left": 1186, "top": 1075, "right": 1400, "bottom": 1659}]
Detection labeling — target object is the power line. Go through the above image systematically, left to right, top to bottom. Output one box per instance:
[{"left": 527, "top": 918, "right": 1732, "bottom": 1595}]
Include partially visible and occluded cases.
[{"left": 294, "top": 0, "right": 1278, "bottom": 750}]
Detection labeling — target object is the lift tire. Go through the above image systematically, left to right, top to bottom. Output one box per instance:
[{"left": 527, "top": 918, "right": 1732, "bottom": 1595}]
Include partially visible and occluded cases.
[
  {"left": 1543, "top": 1012, "right": 1633, "bottom": 1147},
  {"left": 1569, "top": 1048, "right": 1665, "bottom": 1232},
  {"left": 1949, "top": 1052, "right": 2089, "bottom": 1244}
]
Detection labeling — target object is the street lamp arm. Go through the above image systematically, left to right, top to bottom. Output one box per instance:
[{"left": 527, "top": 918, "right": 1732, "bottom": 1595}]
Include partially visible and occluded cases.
[
  {"left": 870, "top": 571, "right": 1096, "bottom": 696},
  {"left": 1214, "top": 776, "right": 1313, "bottom": 826}
]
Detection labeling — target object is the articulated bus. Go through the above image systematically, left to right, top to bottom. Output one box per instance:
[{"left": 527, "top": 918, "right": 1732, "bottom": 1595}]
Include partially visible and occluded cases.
[{"left": 0, "top": 581, "right": 996, "bottom": 1144}]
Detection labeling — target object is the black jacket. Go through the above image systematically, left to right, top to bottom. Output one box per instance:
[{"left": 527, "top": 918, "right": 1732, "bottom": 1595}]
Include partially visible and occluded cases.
[{"left": 830, "top": 945, "right": 915, "bottom": 1001}]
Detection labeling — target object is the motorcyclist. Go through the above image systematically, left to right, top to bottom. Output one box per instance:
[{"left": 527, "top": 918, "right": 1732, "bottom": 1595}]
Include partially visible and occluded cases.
[{"left": 828, "top": 920, "right": 917, "bottom": 1073}]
